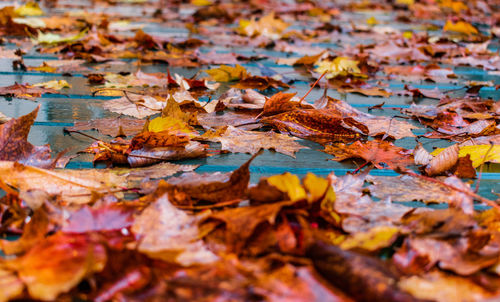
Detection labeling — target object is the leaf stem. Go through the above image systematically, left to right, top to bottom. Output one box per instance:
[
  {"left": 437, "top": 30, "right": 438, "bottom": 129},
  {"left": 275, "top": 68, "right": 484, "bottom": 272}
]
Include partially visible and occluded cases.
[{"left": 299, "top": 71, "right": 327, "bottom": 104}]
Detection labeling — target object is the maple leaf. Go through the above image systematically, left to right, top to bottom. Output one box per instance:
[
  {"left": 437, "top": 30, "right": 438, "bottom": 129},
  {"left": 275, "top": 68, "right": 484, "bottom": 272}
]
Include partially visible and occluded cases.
[
  {"left": 238, "top": 12, "right": 289, "bottom": 39},
  {"left": 443, "top": 20, "right": 479, "bottom": 35},
  {"left": 315, "top": 57, "right": 364, "bottom": 79},
  {"left": 204, "top": 64, "right": 248, "bottom": 82},
  {"left": 32, "top": 79, "right": 71, "bottom": 90},
  {"left": 0, "top": 82, "right": 58, "bottom": 100},
  {"left": 316, "top": 96, "right": 418, "bottom": 140},
  {"left": 0, "top": 106, "right": 56, "bottom": 168},
  {"left": 260, "top": 109, "right": 362, "bottom": 144},
  {"left": 66, "top": 117, "right": 146, "bottom": 137},
  {"left": 200, "top": 125, "right": 307, "bottom": 157},
  {"left": 324, "top": 140, "right": 414, "bottom": 171},
  {"left": 161, "top": 151, "right": 261, "bottom": 205},
  {"left": 0, "top": 161, "right": 128, "bottom": 205},
  {"left": 367, "top": 174, "right": 476, "bottom": 209},
  {"left": 132, "top": 192, "right": 217, "bottom": 265},
  {"left": 200, "top": 200, "right": 292, "bottom": 252},
  {"left": 340, "top": 225, "right": 399, "bottom": 252},
  {"left": 4, "top": 233, "right": 106, "bottom": 301},
  {"left": 308, "top": 242, "right": 419, "bottom": 302},
  {"left": 399, "top": 271, "right": 494, "bottom": 302}
]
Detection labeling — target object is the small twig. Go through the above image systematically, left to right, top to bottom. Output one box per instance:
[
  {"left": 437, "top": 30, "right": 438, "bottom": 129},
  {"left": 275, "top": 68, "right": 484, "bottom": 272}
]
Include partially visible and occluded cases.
[
  {"left": 299, "top": 71, "right": 327, "bottom": 104},
  {"left": 64, "top": 129, "right": 101, "bottom": 141},
  {"left": 474, "top": 143, "right": 494, "bottom": 193},
  {"left": 353, "top": 161, "right": 370, "bottom": 174},
  {"left": 404, "top": 171, "right": 500, "bottom": 211},
  {"left": 175, "top": 199, "right": 242, "bottom": 210}
]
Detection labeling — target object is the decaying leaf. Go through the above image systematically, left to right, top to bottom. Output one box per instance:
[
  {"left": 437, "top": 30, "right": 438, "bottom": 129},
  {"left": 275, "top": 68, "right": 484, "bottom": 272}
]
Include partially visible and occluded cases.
[
  {"left": 0, "top": 106, "right": 55, "bottom": 168},
  {"left": 66, "top": 117, "right": 146, "bottom": 137},
  {"left": 200, "top": 125, "right": 307, "bottom": 157},
  {"left": 324, "top": 140, "right": 414, "bottom": 171},
  {"left": 161, "top": 151, "right": 261, "bottom": 205},
  {"left": 0, "top": 161, "right": 127, "bottom": 205},
  {"left": 367, "top": 174, "right": 476, "bottom": 209},
  {"left": 132, "top": 192, "right": 217, "bottom": 265},
  {"left": 4, "top": 233, "right": 106, "bottom": 301},
  {"left": 399, "top": 271, "right": 494, "bottom": 302}
]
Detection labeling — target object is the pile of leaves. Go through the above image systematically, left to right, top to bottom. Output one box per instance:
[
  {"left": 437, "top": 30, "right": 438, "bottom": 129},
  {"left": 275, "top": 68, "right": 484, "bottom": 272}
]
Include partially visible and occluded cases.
[{"left": 0, "top": 0, "right": 499, "bottom": 301}]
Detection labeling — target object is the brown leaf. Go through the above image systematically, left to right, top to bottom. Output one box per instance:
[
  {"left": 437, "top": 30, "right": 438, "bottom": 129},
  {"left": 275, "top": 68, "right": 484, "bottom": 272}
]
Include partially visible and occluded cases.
[
  {"left": 231, "top": 76, "right": 290, "bottom": 90},
  {"left": 0, "top": 82, "right": 58, "bottom": 100},
  {"left": 316, "top": 96, "right": 418, "bottom": 140},
  {"left": 0, "top": 106, "right": 54, "bottom": 168},
  {"left": 261, "top": 109, "right": 362, "bottom": 144},
  {"left": 66, "top": 117, "right": 146, "bottom": 137},
  {"left": 200, "top": 125, "right": 307, "bottom": 157},
  {"left": 324, "top": 140, "right": 414, "bottom": 171},
  {"left": 127, "top": 141, "right": 207, "bottom": 167},
  {"left": 424, "top": 144, "right": 459, "bottom": 176},
  {"left": 162, "top": 151, "right": 261, "bottom": 205},
  {"left": 453, "top": 155, "right": 477, "bottom": 178},
  {"left": 0, "top": 161, "right": 127, "bottom": 205},
  {"left": 330, "top": 173, "right": 411, "bottom": 233},
  {"left": 367, "top": 175, "right": 475, "bottom": 210},
  {"left": 132, "top": 192, "right": 217, "bottom": 265},
  {"left": 201, "top": 200, "right": 291, "bottom": 252},
  {"left": 0, "top": 208, "right": 49, "bottom": 255},
  {"left": 5, "top": 233, "right": 106, "bottom": 301},
  {"left": 308, "top": 242, "right": 423, "bottom": 302},
  {"left": 0, "top": 263, "right": 24, "bottom": 302},
  {"left": 399, "top": 270, "right": 496, "bottom": 302}
]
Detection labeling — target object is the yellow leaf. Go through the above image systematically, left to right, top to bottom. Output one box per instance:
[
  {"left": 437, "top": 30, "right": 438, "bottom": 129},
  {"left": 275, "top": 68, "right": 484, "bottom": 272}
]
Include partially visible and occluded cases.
[
  {"left": 191, "top": 0, "right": 212, "bottom": 5},
  {"left": 396, "top": 0, "right": 414, "bottom": 5},
  {"left": 440, "top": 0, "right": 468, "bottom": 12},
  {"left": 14, "top": 2, "right": 44, "bottom": 17},
  {"left": 238, "top": 13, "right": 289, "bottom": 39},
  {"left": 366, "top": 16, "right": 379, "bottom": 26},
  {"left": 12, "top": 17, "right": 46, "bottom": 28},
  {"left": 443, "top": 20, "right": 479, "bottom": 35},
  {"left": 33, "top": 29, "right": 88, "bottom": 45},
  {"left": 403, "top": 31, "right": 413, "bottom": 39},
  {"left": 315, "top": 57, "right": 364, "bottom": 79},
  {"left": 28, "top": 63, "right": 57, "bottom": 73},
  {"left": 204, "top": 64, "right": 248, "bottom": 82},
  {"left": 32, "top": 80, "right": 71, "bottom": 90},
  {"left": 433, "top": 145, "right": 500, "bottom": 168},
  {"left": 458, "top": 145, "right": 500, "bottom": 167},
  {"left": 267, "top": 172, "right": 307, "bottom": 202},
  {"left": 302, "top": 173, "right": 335, "bottom": 204},
  {"left": 340, "top": 226, "right": 399, "bottom": 251}
]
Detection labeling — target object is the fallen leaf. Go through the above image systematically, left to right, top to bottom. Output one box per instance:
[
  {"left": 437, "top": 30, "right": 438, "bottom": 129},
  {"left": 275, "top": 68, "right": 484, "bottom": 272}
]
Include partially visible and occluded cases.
[
  {"left": 443, "top": 20, "right": 479, "bottom": 35},
  {"left": 315, "top": 57, "right": 364, "bottom": 79},
  {"left": 204, "top": 64, "right": 248, "bottom": 82},
  {"left": 32, "top": 79, "right": 71, "bottom": 90},
  {"left": 0, "top": 82, "right": 58, "bottom": 100},
  {"left": 315, "top": 96, "right": 418, "bottom": 140},
  {"left": 0, "top": 106, "right": 55, "bottom": 168},
  {"left": 66, "top": 117, "right": 146, "bottom": 137},
  {"left": 200, "top": 125, "right": 306, "bottom": 157},
  {"left": 324, "top": 140, "right": 414, "bottom": 171},
  {"left": 425, "top": 143, "right": 459, "bottom": 176},
  {"left": 162, "top": 151, "right": 261, "bottom": 205},
  {"left": 0, "top": 161, "right": 127, "bottom": 205},
  {"left": 367, "top": 174, "right": 475, "bottom": 209},
  {"left": 132, "top": 192, "right": 218, "bottom": 266},
  {"left": 340, "top": 226, "right": 399, "bottom": 252},
  {"left": 5, "top": 233, "right": 106, "bottom": 301},
  {"left": 308, "top": 242, "right": 420, "bottom": 302},
  {"left": 399, "top": 271, "right": 494, "bottom": 302}
]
